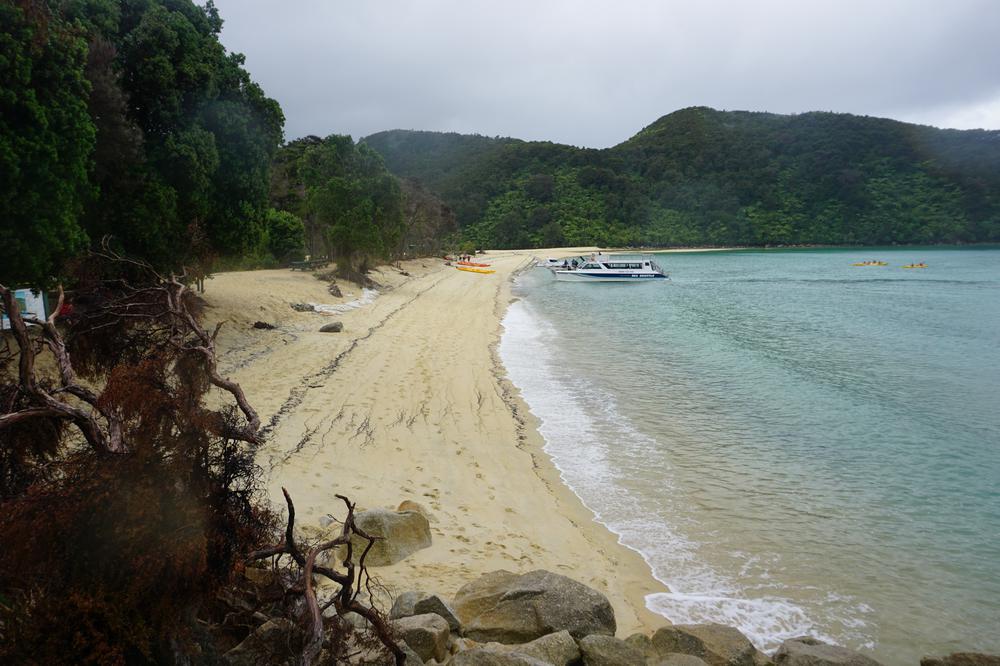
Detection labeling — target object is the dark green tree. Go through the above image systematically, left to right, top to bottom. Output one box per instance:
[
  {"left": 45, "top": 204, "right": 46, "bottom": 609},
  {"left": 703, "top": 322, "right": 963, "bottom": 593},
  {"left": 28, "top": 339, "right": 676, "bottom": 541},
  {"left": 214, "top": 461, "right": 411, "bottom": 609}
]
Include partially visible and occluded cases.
[
  {"left": 7, "top": 0, "right": 286, "bottom": 276},
  {"left": 0, "top": 2, "right": 95, "bottom": 286},
  {"left": 273, "top": 136, "right": 406, "bottom": 275},
  {"left": 265, "top": 208, "right": 305, "bottom": 262}
]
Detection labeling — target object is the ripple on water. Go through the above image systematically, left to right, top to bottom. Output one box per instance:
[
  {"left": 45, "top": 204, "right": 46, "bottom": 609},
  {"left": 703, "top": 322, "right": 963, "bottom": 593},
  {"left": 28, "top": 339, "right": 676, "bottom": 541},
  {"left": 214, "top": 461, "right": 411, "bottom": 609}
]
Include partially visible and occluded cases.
[{"left": 501, "top": 248, "right": 1000, "bottom": 665}]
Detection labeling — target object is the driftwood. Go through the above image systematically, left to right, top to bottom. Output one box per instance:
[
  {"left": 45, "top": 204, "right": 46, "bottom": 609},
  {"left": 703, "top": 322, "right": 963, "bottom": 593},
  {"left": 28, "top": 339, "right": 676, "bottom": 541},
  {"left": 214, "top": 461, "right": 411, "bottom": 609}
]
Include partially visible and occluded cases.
[{"left": 247, "top": 488, "right": 405, "bottom": 665}]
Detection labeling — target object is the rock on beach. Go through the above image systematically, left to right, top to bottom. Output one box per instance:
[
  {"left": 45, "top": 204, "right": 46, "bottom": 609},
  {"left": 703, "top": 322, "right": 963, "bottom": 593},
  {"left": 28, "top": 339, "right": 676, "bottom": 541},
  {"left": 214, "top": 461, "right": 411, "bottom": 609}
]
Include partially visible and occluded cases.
[{"left": 453, "top": 569, "right": 616, "bottom": 644}]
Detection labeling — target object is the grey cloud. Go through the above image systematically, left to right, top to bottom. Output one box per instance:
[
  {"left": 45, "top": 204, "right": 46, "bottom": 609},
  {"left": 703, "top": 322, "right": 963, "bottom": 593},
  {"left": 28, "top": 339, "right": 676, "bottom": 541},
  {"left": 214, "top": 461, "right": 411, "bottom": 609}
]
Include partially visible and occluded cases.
[{"left": 213, "top": 0, "right": 1000, "bottom": 147}]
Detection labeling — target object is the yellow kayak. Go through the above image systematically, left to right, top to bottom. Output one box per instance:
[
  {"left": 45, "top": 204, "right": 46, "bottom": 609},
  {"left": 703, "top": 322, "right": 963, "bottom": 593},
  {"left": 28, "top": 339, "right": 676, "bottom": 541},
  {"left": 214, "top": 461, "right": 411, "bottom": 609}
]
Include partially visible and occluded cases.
[
  {"left": 902, "top": 263, "right": 927, "bottom": 269},
  {"left": 456, "top": 265, "right": 495, "bottom": 274}
]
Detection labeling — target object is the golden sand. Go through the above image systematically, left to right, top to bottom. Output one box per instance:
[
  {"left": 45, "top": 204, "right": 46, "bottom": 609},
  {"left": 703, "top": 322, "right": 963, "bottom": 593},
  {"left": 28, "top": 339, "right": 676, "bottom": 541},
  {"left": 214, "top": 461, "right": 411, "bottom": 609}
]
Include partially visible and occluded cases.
[{"left": 203, "top": 250, "right": 668, "bottom": 635}]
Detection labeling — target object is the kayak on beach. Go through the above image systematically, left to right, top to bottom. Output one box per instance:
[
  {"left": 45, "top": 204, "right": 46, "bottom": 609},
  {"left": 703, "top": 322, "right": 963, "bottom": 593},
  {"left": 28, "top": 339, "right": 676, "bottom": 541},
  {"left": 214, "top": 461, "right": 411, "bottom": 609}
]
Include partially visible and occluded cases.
[{"left": 456, "top": 265, "right": 495, "bottom": 274}]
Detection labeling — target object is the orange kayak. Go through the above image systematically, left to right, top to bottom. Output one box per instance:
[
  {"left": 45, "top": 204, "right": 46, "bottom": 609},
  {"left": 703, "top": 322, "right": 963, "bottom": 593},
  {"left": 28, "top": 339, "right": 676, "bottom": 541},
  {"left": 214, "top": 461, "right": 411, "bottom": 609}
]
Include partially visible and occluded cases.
[{"left": 457, "top": 260, "right": 491, "bottom": 268}]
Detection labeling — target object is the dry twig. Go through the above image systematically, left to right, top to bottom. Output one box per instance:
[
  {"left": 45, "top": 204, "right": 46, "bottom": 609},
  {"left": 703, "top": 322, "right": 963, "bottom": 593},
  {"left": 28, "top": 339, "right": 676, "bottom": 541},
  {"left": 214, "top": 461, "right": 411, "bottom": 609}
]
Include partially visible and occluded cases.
[
  {"left": 0, "top": 243, "right": 261, "bottom": 451},
  {"left": 246, "top": 488, "right": 404, "bottom": 665}
]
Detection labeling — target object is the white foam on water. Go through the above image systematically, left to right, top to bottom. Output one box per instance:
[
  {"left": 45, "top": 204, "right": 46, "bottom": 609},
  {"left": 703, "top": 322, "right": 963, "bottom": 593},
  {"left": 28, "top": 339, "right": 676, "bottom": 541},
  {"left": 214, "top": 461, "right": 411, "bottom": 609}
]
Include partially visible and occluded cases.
[
  {"left": 310, "top": 288, "right": 378, "bottom": 314},
  {"left": 499, "top": 295, "right": 855, "bottom": 654}
]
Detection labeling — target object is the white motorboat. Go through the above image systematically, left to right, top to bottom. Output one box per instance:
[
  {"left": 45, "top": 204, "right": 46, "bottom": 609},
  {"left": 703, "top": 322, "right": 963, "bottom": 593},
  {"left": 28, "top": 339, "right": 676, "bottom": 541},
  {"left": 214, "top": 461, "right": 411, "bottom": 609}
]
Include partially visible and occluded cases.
[
  {"left": 553, "top": 253, "right": 667, "bottom": 282},
  {"left": 537, "top": 257, "right": 570, "bottom": 269}
]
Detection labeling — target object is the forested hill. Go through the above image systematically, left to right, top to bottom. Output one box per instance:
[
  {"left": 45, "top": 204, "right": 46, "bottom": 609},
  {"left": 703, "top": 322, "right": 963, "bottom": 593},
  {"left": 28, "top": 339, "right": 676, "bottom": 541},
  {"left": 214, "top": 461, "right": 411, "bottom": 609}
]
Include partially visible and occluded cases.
[{"left": 363, "top": 108, "right": 1000, "bottom": 248}]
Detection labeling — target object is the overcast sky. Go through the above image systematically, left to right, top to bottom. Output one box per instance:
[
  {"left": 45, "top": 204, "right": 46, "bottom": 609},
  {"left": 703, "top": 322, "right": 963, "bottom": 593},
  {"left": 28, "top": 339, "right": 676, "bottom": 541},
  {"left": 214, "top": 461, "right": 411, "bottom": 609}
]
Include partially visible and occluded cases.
[{"left": 212, "top": 0, "right": 1000, "bottom": 148}]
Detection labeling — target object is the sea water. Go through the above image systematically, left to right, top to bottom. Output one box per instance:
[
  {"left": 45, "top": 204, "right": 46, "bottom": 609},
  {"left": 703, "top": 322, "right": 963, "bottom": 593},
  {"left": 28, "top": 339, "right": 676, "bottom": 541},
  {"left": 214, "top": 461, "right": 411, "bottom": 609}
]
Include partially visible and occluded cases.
[{"left": 498, "top": 247, "right": 1000, "bottom": 665}]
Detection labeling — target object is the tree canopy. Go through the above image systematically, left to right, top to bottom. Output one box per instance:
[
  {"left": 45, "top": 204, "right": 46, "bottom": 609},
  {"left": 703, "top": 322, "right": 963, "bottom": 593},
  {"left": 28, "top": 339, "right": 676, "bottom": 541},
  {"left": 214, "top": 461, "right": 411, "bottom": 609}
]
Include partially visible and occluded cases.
[
  {"left": 0, "top": 0, "right": 284, "bottom": 286},
  {"left": 1, "top": 1, "right": 95, "bottom": 287},
  {"left": 364, "top": 108, "right": 1000, "bottom": 249},
  {"left": 271, "top": 135, "right": 406, "bottom": 272}
]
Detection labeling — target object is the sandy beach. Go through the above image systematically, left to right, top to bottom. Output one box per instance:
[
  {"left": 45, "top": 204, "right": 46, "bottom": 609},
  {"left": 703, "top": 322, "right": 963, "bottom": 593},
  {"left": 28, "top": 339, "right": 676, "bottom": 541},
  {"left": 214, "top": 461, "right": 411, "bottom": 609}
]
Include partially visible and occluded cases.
[{"left": 202, "top": 250, "right": 668, "bottom": 636}]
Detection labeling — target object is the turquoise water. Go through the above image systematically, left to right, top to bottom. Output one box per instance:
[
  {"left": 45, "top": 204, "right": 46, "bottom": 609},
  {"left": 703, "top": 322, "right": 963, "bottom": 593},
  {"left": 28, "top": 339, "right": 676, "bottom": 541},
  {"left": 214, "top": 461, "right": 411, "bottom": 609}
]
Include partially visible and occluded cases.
[{"left": 498, "top": 247, "right": 1000, "bottom": 664}]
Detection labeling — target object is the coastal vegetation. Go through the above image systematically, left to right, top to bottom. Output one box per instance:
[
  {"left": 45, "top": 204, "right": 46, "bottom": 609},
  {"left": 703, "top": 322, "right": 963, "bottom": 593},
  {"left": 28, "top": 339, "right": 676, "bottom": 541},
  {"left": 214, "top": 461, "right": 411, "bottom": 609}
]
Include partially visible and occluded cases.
[
  {"left": 0, "top": 0, "right": 452, "bottom": 289},
  {"left": 1, "top": 0, "right": 284, "bottom": 287},
  {"left": 0, "top": 1, "right": 411, "bottom": 662},
  {"left": 363, "top": 109, "right": 1000, "bottom": 249},
  {"left": 269, "top": 135, "right": 457, "bottom": 273},
  {"left": 270, "top": 135, "right": 405, "bottom": 273},
  {"left": 0, "top": 252, "right": 403, "bottom": 664},
  {"left": 0, "top": 253, "right": 275, "bottom": 662}
]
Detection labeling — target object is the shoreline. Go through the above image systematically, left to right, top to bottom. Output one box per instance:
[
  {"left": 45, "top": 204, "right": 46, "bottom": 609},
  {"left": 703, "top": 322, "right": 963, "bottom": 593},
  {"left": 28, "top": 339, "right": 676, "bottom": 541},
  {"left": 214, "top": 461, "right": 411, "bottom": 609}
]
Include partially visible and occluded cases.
[
  {"left": 203, "top": 250, "right": 669, "bottom": 636},
  {"left": 488, "top": 255, "right": 671, "bottom": 632}
]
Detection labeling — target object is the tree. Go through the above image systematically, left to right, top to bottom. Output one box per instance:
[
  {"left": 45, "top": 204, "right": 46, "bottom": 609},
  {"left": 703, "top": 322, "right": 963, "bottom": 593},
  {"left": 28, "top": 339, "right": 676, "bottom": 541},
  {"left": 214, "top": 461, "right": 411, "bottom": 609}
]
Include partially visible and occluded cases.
[
  {"left": 0, "top": 0, "right": 285, "bottom": 283},
  {"left": 109, "top": 0, "right": 284, "bottom": 265},
  {"left": 0, "top": 1, "right": 95, "bottom": 287},
  {"left": 365, "top": 109, "right": 1000, "bottom": 249},
  {"left": 274, "top": 136, "right": 405, "bottom": 275},
  {"left": 525, "top": 173, "right": 555, "bottom": 202},
  {"left": 398, "top": 177, "right": 458, "bottom": 256},
  {"left": 265, "top": 208, "right": 306, "bottom": 262},
  {"left": 495, "top": 210, "right": 529, "bottom": 248},
  {"left": 540, "top": 219, "right": 566, "bottom": 247},
  {"left": 0, "top": 249, "right": 269, "bottom": 662},
  {"left": 0, "top": 249, "right": 407, "bottom": 664},
  {"left": 246, "top": 489, "right": 406, "bottom": 665}
]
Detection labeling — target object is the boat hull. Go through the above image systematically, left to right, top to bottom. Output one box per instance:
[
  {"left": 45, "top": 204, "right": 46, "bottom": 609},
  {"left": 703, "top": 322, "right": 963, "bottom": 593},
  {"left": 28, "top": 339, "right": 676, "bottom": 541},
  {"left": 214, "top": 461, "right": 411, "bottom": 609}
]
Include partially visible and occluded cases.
[{"left": 553, "top": 271, "right": 666, "bottom": 282}]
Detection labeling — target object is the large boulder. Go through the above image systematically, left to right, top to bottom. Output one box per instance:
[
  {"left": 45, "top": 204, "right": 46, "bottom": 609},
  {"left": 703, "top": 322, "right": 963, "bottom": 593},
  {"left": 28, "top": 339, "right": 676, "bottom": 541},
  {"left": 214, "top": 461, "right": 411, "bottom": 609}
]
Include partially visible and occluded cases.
[
  {"left": 319, "top": 321, "right": 343, "bottom": 333},
  {"left": 398, "top": 499, "right": 437, "bottom": 522},
  {"left": 346, "top": 508, "right": 432, "bottom": 566},
  {"left": 454, "top": 569, "right": 616, "bottom": 644},
  {"left": 390, "top": 590, "right": 462, "bottom": 632},
  {"left": 392, "top": 613, "right": 450, "bottom": 663},
  {"left": 223, "top": 619, "right": 300, "bottom": 665},
  {"left": 652, "top": 623, "right": 767, "bottom": 666},
  {"left": 477, "top": 630, "right": 580, "bottom": 666},
  {"left": 624, "top": 632, "right": 657, "bottom": 661},
  {"left": 626, "top": 633, "right": 713, "bottom": 665},
  {"left": 579, "top": 634, "right": 649, "bottom": 665},
  {"left": 773, "top": 637, "right": 883, "bottom": 665},
  {"left": 344, "top": 640, "right": 424, "bottom": 666},
  {"left": 451, "top": 649, "right": 549, "bottom": 666},
  {"left": 660, "top": 656, "right": 713, "bottom": 666},
  {"left": 922, "top": 656, "right": 1000, "bottom": 666}
]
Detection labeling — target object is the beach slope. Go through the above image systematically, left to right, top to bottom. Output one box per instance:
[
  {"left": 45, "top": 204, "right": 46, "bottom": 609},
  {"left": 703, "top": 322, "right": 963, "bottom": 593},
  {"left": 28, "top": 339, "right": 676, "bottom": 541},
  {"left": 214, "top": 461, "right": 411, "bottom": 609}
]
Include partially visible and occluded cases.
[{"left": 203, "top": 252, "right": 666, "bottom": 634}]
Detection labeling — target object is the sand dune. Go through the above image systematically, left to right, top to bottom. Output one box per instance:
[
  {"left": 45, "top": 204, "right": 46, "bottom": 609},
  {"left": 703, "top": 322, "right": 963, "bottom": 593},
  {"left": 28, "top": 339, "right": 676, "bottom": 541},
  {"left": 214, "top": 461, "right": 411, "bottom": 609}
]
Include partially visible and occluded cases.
[{"left": 203, "top": 251, "right": 667, "bottom": 635}]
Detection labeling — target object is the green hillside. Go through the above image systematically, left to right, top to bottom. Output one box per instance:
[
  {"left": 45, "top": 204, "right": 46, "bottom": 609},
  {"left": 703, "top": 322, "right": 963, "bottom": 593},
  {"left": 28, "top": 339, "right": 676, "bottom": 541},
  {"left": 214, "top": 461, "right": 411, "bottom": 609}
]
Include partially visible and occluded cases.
[{"left": 363, "top": 108, "right": 1000, "bottom": 248}]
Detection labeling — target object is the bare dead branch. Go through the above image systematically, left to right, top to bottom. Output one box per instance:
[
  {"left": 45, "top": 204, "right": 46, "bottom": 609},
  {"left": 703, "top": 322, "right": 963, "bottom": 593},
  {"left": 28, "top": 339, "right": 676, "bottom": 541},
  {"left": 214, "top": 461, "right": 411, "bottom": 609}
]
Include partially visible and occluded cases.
[
  {"left": 164, "top": 273, "right": 261, "bottom": 443},
  {"left": 0, "top": 285, "right": 118, "bottom": 454},
  {"left": 245, "top": 488, "right": 403, "bottom": 666}
]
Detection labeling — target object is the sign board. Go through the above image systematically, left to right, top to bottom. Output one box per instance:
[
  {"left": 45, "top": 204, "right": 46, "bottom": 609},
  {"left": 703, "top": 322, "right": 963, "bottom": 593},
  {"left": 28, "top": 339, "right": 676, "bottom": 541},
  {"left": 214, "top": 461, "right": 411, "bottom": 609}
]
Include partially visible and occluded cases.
[{"left": 0, "top": 289, "right": 47, "bottom": 330}]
